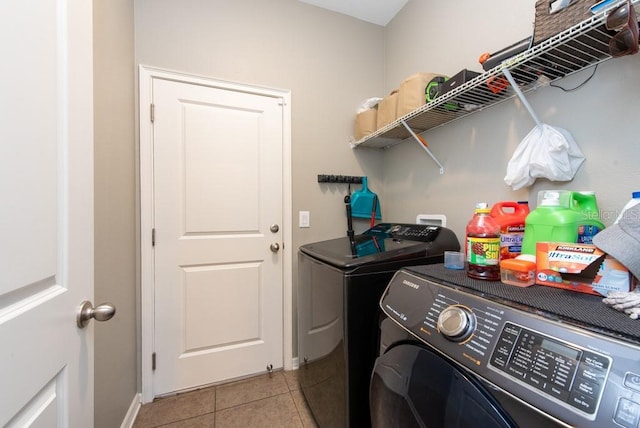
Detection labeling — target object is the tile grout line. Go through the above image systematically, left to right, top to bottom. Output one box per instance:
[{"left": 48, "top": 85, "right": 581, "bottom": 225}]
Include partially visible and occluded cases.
[
  {"left": 216, "top": 390, "right": 293, "bottom": 412},
  {"left": 214, "top": 391, "right": 305, "bottom": 427},
  {"left": 289, "top": 391, "right": 310, "bottom": 427},
  {"left": 153, "top": 411, "right": 216, "bottom": 428}
]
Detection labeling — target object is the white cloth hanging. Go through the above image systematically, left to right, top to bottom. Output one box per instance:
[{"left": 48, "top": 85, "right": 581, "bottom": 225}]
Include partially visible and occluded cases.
[
  {"left": 501, "top": 69, "right": 585, "bottom": 191},
  {"left": 504, "top": 124, "right": 585, "bottom": 190}
]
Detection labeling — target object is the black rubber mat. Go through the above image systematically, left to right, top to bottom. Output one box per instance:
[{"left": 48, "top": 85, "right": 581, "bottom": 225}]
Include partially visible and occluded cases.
[{"left": 405, "top": 264, "right": 640, "bottom": 345}]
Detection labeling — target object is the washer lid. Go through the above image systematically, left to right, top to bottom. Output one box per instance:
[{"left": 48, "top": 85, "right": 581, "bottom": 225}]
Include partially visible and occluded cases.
[
  {"left": 299, "top": 223, "right": 460, "bottom": 270},
  {"left": 299, "top": 234, "right": 430, "bottom": 269}
]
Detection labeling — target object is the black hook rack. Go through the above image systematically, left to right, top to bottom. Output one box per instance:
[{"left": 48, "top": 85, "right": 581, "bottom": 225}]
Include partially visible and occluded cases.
[{"left": 317, "top": 174, "right": 363, "bottom": 184}]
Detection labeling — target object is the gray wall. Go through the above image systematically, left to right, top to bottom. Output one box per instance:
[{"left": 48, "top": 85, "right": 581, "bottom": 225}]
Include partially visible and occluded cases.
[
  {"left": 94, "top": 0, "right": 138, "bottom": 426},
  {"left": 381, "top": 0, "right": 640, "bottom": 245}
]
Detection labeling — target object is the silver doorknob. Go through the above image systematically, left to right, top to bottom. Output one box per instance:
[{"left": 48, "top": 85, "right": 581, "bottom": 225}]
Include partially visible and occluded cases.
[
  {"left": 270, "top": 243, "right": 280, "bottom": 253},
  {"left": 77, "top": 300, "right": 116, "bottom": 328}
]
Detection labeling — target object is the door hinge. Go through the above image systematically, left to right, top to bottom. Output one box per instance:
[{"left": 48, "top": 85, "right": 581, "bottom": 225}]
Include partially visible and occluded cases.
[
  {"left": 150, "top": 104, "right": 155, "bottom": 123},
  {"left": 152, "top": 228, "right": 156, "bottom": 247},
  {"left": 152, "top": 352, "right": 156, "bottom": 370}
]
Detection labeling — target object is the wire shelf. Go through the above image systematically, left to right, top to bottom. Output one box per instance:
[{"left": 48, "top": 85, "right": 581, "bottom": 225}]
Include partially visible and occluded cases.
[{"left": 352, "top": 9, "right": 621, "bottom": 150}]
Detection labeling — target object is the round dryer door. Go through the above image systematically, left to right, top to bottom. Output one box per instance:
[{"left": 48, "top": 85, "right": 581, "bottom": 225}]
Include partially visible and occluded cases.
[{"left": 370, "top": 343, "right": 515, "bottom": 428}]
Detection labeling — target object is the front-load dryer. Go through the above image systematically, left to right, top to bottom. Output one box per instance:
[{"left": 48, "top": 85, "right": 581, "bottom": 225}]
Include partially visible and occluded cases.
[{"left": 372, "top": 264, "right": 640, "bottom": 428}]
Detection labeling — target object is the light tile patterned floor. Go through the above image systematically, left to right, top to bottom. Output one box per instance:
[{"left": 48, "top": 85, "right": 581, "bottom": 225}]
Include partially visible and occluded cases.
[{"left": 133, "top": 370, "right": 318, "bottom": 428}]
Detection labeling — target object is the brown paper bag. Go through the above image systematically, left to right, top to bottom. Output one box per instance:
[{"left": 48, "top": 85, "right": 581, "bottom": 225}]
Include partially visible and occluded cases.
[
  {"left": 397, "top": 72, "right": 443, "bottom": 117},
  {"left": 376, "top": 91, "right": 398, "bottom": 129},
  {"left": 354, "top": 108, "right": 378, "bottom": 141}
]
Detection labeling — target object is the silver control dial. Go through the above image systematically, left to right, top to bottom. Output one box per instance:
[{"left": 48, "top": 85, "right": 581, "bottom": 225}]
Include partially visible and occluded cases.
[{"left": 437, "top": 305, "right": 475, "bottom": 341}]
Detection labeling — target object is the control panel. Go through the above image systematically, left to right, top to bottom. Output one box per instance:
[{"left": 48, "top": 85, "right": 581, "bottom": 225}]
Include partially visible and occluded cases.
[
  {"left": 364, "top": 223, "right": 442, "bottom": 242},
  {"left": 380, "top": 269, "right": 640, "bottom": 428},
  {"left": 489, "top": 322, "right": 610, "bottom": 416}
]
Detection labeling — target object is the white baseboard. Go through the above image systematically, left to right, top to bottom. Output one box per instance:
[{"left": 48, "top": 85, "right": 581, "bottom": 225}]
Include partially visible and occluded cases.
[
  {"left": 292, "top": 356, "right": 299, "bottom": 370},
  {"left": 120, "top": 393, "right": 142, "bottom": 428}
]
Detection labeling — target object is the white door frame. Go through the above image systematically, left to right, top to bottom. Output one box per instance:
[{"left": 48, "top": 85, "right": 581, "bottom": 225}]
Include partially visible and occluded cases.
[{"left": 138, "top": 65, "right": 293, "bottom": 403}]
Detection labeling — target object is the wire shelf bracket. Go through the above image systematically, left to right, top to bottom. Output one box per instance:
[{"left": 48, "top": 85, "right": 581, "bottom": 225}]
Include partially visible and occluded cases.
[
  {"left": 502, "top": 68, "right": 543, "bottom": 128},
  {"left": 401, "top": 120, "right": 444, "bottom": 174}
]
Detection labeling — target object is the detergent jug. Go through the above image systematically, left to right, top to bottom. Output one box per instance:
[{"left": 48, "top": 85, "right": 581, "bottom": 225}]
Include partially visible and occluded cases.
[
  {"left": 521, "top": 190, "right": 581, "bottom": 256},
  {"left": 571, "top": 191, "right": 605, "bottom": 245},
  {"left": 615, "top": 191, "right": 640, "bottom": 223},
  {"left": 490, "top": 201, "right": 529, "bottom": 260}
]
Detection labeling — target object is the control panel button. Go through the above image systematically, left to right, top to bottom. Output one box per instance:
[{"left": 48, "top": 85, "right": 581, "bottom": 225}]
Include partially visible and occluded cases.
[
  {"left": 582, "top": 353, "right": 610, "bottom": 371},
  {"left": 578, "top": 363, "right": 607, "bottom": 385},
  {"left": 624, "top": 373, "right": 640, "bottom": 393},
  {"left": 574, "top": 378, "right": 600, "bottom": 399},
  {"left": 568, "top": 392, "right": 597, "bottom": 414},
  {"left": 614, "top": 398, "right": 640, "bottom": 428}
]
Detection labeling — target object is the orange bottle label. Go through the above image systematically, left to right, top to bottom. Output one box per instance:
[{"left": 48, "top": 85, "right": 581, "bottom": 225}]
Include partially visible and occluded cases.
[{"left": 500, "top": 224, "right": 525, "bottom": 259}]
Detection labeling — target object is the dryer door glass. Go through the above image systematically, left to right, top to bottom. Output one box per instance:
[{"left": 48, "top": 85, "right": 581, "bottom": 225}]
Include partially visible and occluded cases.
[{"left": 370, "top": 344, "right": 515, "bottom": 428}]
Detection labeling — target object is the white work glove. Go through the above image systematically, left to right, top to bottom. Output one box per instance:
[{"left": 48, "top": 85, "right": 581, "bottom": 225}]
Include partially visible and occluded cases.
[
  {"left": 603, "top": 291, "right": 640, "bottom": 319},
  {"left": 623, "top": 308, "right": 640, "bottom": 320}
]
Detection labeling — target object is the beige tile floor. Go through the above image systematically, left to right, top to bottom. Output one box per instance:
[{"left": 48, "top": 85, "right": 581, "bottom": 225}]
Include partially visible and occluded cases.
[{"left": 133, "top": 370, "right": 318, "bottom": 428}]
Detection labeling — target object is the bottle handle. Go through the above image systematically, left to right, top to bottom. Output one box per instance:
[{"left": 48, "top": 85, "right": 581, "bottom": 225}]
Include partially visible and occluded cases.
[{"left": 492, "top": 201, "right": 521, "bottom": 216}]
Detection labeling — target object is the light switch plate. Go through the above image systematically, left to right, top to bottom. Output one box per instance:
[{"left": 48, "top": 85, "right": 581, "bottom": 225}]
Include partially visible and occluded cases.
[{"left": 299, "top": 211, "right": 310, "bottom": 228}]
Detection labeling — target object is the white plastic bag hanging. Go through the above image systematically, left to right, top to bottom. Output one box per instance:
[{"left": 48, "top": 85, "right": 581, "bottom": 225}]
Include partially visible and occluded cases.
[
  {"left": 501, "top": 69, "right": 585, "bottom": 191},
  {"left": 356, "top": 97, "right": 383, "bottom": 114},
  {"left": 504, "top": 124, "right": 585, "bottom": 191}
]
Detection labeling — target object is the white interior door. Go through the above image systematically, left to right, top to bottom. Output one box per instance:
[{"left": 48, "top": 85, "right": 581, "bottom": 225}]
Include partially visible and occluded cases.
[
  {"left": 0, "top": 1, "right": 94, "bottom": 426},
  {"left": 151, "top": 76, "right": 285, "bottom": 396}
]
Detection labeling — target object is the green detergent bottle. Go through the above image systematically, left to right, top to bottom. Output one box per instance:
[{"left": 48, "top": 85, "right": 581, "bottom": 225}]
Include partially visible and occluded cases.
[
  {"left": 521, "top": 190, "right": 581, "bottom": 255},
  {"left": 572, "top": 191, "right": 605, "bottom": 245}
]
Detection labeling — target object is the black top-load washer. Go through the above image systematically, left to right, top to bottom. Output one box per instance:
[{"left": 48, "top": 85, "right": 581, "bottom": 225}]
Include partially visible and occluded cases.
[
  {"left": 297, "top": 223, "right": 460, "bottom": 428},
  {"left": 372, "top": 264, "right": 640, "bottom": 428}
]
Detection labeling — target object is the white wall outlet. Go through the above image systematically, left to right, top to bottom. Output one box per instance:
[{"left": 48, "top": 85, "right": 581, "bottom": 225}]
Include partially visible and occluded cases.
[{"left": 299, "top": 211, "right": 310, "bottom": 228}]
